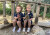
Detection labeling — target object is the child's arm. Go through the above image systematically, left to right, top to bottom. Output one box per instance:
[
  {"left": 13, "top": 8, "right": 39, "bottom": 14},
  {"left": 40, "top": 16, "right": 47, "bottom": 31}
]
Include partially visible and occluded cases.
[
  {"left": 14, "top": 12, "right": 18, "bottom": 19},
  {"left": 30, "top": 13, "right": 33, "bottom": 20},
  {"left": 14, "top": 17, "right": 18, "bottom": 19}
]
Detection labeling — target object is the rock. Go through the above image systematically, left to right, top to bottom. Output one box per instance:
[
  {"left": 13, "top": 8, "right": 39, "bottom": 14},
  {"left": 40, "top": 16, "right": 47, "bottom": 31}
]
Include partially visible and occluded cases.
[
  {"left": 4, "top": 19, "right": 9, "bottom": 24},
  {"left": 38, "top": 21, "right": 50, "bottom": 27},
  {"left": 0, "top": 23, "right": 12, "bottom": 29},
  {"left": 32, "top": 25, "right": 45, "bottom": 35},
  {"left": 46, "top": 30, "right": 50, "bottom": 35}
]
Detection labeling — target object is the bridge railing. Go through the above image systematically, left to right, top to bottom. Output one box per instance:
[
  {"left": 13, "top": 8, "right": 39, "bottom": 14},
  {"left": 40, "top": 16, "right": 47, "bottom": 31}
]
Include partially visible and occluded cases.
[{"left": 0, "top": 0, "right": 50, "bottom": 24}]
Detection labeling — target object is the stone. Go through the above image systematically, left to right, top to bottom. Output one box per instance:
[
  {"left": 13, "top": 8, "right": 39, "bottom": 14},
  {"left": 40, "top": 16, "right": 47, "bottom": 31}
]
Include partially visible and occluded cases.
[
  {"left": 4, "top": 18, "right": 9, "bottom": 24},
  {"left": 38, "top": 21, "right": 50, "bottom": 27},
  {"left": 0, "top": 23, "right": 12, "bottom": 29},
  {"left": 32, "top": 25, "right": 45, "bottom": 35},
  {"left": 46, "top": 30, "right": 50, "bottom": 35}
]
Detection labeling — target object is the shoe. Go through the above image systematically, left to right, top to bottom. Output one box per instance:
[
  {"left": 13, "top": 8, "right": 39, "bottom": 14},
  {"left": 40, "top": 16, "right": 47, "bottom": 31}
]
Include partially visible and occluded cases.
[
  {"left": 12, "top": 27, "right": 16, "bottom": 32},
  {"left": 17, "top": 28, "right": 21, "bottom": 33},
  {"left": 23, "top": 28, "right": 25, "bottom": 32},
  {"left": 27, "top": 28, "right": 30, "bottom": 32}
]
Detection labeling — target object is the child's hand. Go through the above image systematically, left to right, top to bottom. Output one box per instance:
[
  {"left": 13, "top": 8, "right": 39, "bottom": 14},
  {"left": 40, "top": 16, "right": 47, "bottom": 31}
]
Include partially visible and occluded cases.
[
  {"left": 14, "top": 17, "right": 18, "bottom": 19},
  {"left": 23, "top": 17, "right": 26, "bottom": 19},
  {"left": 29, "top": 18, "right": 32, "bottom": 21}
]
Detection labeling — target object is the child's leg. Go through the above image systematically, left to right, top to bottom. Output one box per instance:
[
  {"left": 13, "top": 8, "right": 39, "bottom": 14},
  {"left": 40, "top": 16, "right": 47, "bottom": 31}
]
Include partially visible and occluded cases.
[
  {"left": 12, "top": 19, "right": 17, "bottom": 32},
  {"left": 12, "top": 19, "right": 17, "bottom": 27},
  {"left": 27, "top": 19, "right": 31, "bottom": 32},
  {"left": 28, "top": 19, "right": 31, "bottom": 28},
  {"left": 23, "top": 20, "right": 27, "bottom": 32},
  {"left": 24, "top": 20, "right": 27, "bottom": 28},
  {"left": 17, "top": 21, "right": 21, "bottom": 32},
  {"left": 17, "top": 21, "right": 21, "bottom": 28}
]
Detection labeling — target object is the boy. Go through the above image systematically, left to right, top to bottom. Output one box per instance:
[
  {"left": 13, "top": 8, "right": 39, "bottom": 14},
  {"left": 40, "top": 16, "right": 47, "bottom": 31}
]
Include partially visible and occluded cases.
[
  {"left": 23, "top": 4, "right": 33, "bottom": 32},
  {"left": 12, "top": 5, "right": 24, "bottom": 32}
]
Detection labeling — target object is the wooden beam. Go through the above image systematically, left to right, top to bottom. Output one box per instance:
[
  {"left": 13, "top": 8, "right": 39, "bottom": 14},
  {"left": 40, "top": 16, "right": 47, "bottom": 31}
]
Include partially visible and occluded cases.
[
  {"left": 0, "top": 0, "right": 50, "bottom": 6},
  {"left": 3, "top": 1, "right": 6, "bottom": 17},
  {"left": 11, "top": 1, "right": 15, "bottom": 20},
  {"left": 19, "top": 1, "right": 50, "bottom": 6},
  {"left": 43, "top": 5, "right": 47, "bottom": 19}
]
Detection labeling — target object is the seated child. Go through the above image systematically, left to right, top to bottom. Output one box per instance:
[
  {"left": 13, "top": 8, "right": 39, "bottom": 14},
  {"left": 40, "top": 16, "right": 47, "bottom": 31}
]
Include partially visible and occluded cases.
[
  {"left": 23, "top": 4, "right": 33, "bottom": 32},
  {"left": 12, "top": 5, "right": 24, "bottom": 32}
]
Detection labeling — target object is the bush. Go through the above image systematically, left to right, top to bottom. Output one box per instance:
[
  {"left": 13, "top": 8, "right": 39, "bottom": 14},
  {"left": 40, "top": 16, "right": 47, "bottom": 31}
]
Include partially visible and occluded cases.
[
  {"left": 6, "top": 8, "right": 11, "bottom": 15},
  {"left": 0, "top": 9, "right": 3, "bottom": 14},
  {"left": 40, "top": 12, "right": 43, "bottom": 17},
  {"left": 46, "top": 13, "right": 50, "bottom": 18}
]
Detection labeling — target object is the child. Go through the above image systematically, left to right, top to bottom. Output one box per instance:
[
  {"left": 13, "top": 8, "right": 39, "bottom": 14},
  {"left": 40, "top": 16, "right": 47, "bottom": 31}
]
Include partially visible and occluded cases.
[
  {"left": 23, "top": 4, "right": 33, "bottom": 32},
  {"left": 12, "top": 5, "right": 24, "bottom": 32}
]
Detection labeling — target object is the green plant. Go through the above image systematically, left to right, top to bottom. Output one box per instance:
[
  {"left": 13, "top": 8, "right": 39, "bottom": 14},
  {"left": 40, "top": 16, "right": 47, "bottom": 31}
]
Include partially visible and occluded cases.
[{"left": 6, "top": 8, "right": 11, "bottom": 15}]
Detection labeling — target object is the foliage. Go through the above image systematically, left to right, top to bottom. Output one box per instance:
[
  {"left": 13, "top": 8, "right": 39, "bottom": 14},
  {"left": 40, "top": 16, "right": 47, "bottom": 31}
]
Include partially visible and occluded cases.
[{"left": 6, "top": 8, "right": 11, "bottom": 15}]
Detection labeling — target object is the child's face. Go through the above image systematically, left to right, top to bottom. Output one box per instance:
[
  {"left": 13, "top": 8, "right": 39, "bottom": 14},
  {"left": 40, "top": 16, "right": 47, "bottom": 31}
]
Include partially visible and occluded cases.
[
  {"left": 16, "top": 6, "right": 21, "bottom": 13},
  {"left": 26, "top": 6, "right": 31, "bottom": 12}
]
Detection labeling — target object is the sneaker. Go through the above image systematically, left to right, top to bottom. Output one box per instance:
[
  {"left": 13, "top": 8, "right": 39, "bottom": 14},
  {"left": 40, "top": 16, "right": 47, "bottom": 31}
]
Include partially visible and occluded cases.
[
  {"left": 12, "top": 27, "right": 16, "bottom": 32},
  {"left": 17, "top": 28, "right": 21, "bottom": 33},
  {"left": 23, "top": 28, "right": 25, "bottom": 32},
  {"left": 27, "top": 28, "right": 30, "bottom": 32}
]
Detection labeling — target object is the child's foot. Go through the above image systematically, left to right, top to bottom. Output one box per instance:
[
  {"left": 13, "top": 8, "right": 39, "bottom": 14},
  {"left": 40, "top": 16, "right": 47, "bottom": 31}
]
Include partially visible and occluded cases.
[
  {"left": 12, "top": 27, "right": 16, "bottom": 32},
  {"left": 17, "top": 28, "right": 21, "bottom": 33},
  {"left": 23, "top": 28, "right": 25, "bottom": 32},
  {"left": 27, "top": 28, "right": 30, "bottom": 32}
]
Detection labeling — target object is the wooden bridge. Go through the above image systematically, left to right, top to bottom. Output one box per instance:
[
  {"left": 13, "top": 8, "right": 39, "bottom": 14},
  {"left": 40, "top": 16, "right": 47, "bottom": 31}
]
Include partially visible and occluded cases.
[{"left": 0, "top": 0, "right": 50, "bottom": 25}]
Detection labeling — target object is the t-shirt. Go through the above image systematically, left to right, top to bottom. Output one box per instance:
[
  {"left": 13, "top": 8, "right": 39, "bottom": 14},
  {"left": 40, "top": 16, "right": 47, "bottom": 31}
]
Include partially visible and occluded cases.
[
  {"left": 23, "top": 11, "right": 33, "bottom": 19},
  {"left": 14, "top": 12, "right": 24, "bottom": 22}
]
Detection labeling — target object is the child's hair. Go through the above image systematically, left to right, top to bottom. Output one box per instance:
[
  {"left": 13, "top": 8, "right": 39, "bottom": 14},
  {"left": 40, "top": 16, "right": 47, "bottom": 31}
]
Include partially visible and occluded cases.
[
  {"left": 25, "top": 4, "right": 32, "bottom": 12},
  {"left": 26, "top": 4, "right": 31, "bottom": 8},
  {"left": 16, "top": 5, "right": 22, "bottom": 12}
]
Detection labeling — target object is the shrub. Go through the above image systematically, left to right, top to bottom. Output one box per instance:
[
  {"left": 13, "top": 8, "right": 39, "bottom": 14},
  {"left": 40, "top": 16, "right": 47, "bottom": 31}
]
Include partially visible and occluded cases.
[
  {"left": 6, "top": 8, "right": 11, "bottom": 15},
  {"left": 0, "top": 9, "right": 3, "bottom": 14}
]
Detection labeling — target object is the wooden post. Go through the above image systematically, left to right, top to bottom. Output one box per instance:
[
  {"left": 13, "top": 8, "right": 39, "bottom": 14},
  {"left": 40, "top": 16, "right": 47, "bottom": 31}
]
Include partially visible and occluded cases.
[
  {"left": 32, "top": 0, "right": 37, "bottom": 17},
  {"left": 35, "top": 0, "right": 41, "bottom": 25},
  {"left": 3, "top": 1, "right": 6, "bottom": 17},
  {"left": 3, "top": 1, "right": 9, "bottom": 24},
  {"left": 11, "top": 1, "right": 15, "bottom": 20},
  {"left": 16, "top": 1, "right": 18, "bottom": 7},
  {"left": 32, "top": 3, "right": 35, "bottom": 18},
  {"left": 35, "top": 4, "right": 41, "bottom": 24},
  {"left": 43, "top": 5, "right": 47, "bottom": 19}
]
